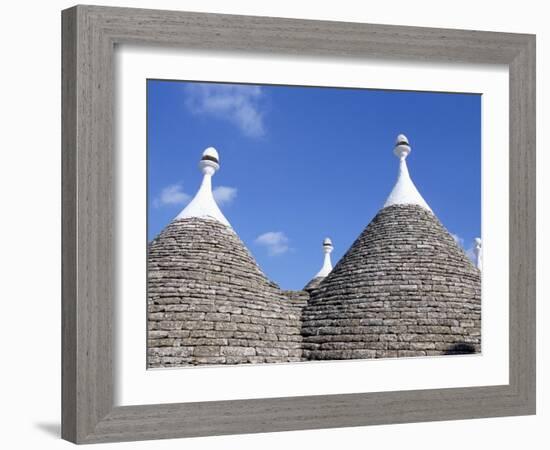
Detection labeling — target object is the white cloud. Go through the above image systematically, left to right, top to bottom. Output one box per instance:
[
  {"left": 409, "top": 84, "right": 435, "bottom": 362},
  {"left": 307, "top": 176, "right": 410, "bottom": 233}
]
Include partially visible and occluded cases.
[
  {"left": 185, "top": 84, "right": 265, "bottom": 137},
  {"left": 153, "top": 183, "right": 237, "bottom": 209},
  {"left": 154, "top": 183, "right": 190, "bottom": 208},
  {"left": 213, "top": 186, "right": 237, "bottom": 206},
  {"left": 255, "top": 231, "right": 290, "bottom": 256},
  {"left": 451, "top": 233, "right": 476, "bottom": 264},
  {"left": 451, "top": 233, "right": 464, "bottom": 247}
]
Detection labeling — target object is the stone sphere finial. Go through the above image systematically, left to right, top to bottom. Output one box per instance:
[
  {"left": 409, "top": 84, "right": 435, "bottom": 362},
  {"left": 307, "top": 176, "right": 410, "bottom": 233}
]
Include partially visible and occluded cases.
[
  {"left": 393, "top": 133, "right": 411, "bottom": 159},
  {"left": 199, "top": 146, "right": 220, "bottom": 175},
  {"left": 323, "top": 237, "right": 334, "bottom": 254}
]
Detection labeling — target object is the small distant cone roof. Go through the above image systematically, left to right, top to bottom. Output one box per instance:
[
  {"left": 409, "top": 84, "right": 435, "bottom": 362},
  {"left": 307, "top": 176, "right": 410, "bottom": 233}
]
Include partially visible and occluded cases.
[
  {"left": 383, "top": 134, "right": 431, "bottom": 211},
  {"left": 175, "top": 147, "right": 231, "bottom": 227},
  {"left": 304, "top": 238, "right": 334, "bottom": 291},
  {"left": 474, "top": 238, "right": 483, "bottom": 270}
]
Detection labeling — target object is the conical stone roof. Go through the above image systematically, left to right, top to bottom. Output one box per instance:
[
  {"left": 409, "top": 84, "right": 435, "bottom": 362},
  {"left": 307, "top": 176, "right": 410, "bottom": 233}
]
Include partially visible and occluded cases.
[
  {"left": 301, "top": 135, "right": 481, "bottom": 360},
  {"left": 148, "top": 139, "right": 481, "bottom": 365},
  {"left": 147, "top": 147, "right": 303, "bottom": 367},
  {"left": 301, "top": 205, "right": 481, "bottom": 360},
  {"left": 148, "top": 217, "right": 304, "bottom": 366},
  {"left": 304, "top": 276, "right": 325, "bottom": 292}
]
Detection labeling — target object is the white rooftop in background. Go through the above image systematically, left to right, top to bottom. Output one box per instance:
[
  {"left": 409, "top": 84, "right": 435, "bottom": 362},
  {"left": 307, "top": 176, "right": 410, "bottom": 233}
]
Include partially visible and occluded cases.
[
  {"left": 383, "top": 134, "right": 432, "bottom": 212},
  {"left": 175, "top": 147, "right": 231, "bottom": 227},
  {"left": 314, "top": 237, "right": 334, "bottom": 278},
  {"left": 474, "top": 237, "right": 482, "bottom": 270}
]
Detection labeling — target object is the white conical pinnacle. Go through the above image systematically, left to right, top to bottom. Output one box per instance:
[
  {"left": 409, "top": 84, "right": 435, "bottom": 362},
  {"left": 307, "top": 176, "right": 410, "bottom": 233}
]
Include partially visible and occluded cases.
[
  {"left": 383, "top": 134, "right": 432, "bottom": 212},
  {"left": 175, "top": 147, "right": 231, "bottom": 227},
  {"left": 314, "top": 237, "right": 334, "bottom": 278}
]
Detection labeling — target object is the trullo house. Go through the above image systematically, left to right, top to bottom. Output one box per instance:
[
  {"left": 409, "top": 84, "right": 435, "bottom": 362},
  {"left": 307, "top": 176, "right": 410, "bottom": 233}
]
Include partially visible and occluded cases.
[{"left": 147, "top": 136, "right": 481, "bottom": 367}]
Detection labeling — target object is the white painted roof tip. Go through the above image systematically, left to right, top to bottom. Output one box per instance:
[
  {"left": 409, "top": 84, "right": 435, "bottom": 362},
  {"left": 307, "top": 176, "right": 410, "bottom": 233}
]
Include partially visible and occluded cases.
[
  {"left": 393, "top": 133, "right": 412, "bottom": 159},
  {"left": 383, "top": 134, "right": 432, "bottom": 212},
  {"left": 395, "top": 134, "right": 409, "bottom": 145},
  {"left": 202, "top": 146, "right": 219, "bottom": 162},
  {"left": 175, "top": 147, "right": 231, "bottom": 227},
  {"left": 315, "top": 237, "right": 334, "bottom": 278},
  {"left": 474, "top": 238, "right": 482, "bottom": 270}
]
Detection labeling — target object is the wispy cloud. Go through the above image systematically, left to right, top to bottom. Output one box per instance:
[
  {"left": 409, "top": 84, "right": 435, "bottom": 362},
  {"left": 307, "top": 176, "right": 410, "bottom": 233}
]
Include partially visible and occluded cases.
[
  {"left": 184, "top": 84, "right": 266, "bottom": 137},
  {"left": 153, "top": 183, "right": 190, "bottom": 208},
  {"left": 154, "top": 183, "right": 238, "bottom": 209},
  {"left": 213, "top": 186, "right": 237, "bottom": 206},
  {"left": 255, "top": 231, "right": 290, "bottom": 256},
  {"left": 451, "top": 233, "right": 476, "bottom": 264},
  {"left": 451, "top": 233, "right": 464, "bottom": 247},
  {"left": 465, "top": 246, "right": 476, "bottom": 263}
]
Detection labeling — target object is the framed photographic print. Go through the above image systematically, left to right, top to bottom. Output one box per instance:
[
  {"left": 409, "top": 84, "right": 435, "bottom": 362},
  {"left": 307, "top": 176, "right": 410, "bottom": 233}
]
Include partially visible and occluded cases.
[{"left": 62, "top": 5, "right": 536, "bottom": 444}]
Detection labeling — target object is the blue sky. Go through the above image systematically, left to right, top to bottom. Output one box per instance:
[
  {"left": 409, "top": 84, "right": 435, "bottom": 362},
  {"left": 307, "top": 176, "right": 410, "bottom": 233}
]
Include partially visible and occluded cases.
[{"left": 148, "top": 80, "right": 481, "bottom": 290}]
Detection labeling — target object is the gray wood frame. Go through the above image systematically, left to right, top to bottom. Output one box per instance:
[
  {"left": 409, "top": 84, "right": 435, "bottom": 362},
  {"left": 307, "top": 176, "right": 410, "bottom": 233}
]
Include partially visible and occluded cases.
[{"left": 62, "top": 5, "right": 536, "bottom": 444}]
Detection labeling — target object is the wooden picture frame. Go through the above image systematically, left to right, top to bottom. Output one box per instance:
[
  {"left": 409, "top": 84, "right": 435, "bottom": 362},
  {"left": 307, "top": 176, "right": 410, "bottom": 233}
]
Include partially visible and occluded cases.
[{"left": 61, "top": 5, "right": 536, "bottom": 444}]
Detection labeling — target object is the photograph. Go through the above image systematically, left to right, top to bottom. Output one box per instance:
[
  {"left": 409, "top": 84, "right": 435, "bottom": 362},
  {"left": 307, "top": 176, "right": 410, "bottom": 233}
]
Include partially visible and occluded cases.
[
  {"left": 1, "top": 0, "right": 541, "bottom": 447},
  {"left": 146, "top": 80, "right": 482, "bottom": 368}
]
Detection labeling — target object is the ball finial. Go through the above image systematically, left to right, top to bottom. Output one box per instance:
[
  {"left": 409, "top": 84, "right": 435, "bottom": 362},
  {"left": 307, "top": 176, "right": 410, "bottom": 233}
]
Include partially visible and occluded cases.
[
  {"left": 393, "top": 134, "right": 411, "bottom": 159},
  {"left": 396, "top": 134, "right": 409, "bottom": 145},
  {"left": 199, "top": 146, "right": 220, "bottom": 174},
  {"left": 323, "top": 237, "right": 334, "bottom": 254}
]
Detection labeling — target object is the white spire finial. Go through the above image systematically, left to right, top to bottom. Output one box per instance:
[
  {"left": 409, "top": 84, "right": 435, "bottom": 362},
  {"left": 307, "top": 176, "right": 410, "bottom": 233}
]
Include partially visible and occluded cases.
[
  {"left": 383, "top": 134, "right": 432, "bottom": 211},
  {"left": 393, "top": 134, "right": 411, "bottom": 159},
  {"left": 199, "top": 146, "right": 220, "bottom": 175},
  {"left": 175, "top": 147, "right": 231, "bottom": 227},
  {"left": 314, "top": 237, "right": 334, "bottom": 278},
  {"left": 474, "top": 237, "right": 482, "bottom": 270}
]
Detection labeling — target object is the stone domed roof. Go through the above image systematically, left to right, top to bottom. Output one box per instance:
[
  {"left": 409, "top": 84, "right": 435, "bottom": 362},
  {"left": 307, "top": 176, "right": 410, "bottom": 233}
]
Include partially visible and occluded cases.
[
  {"left": 301, "top": 136, "right": 481, "bottom": 360},
  {"left": 147, "top": 148, "right": 303, "bottom": 367}
]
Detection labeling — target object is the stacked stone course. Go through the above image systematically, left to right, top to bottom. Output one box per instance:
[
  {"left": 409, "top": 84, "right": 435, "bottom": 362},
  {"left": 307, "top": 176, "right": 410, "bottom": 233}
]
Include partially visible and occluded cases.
[{"left": 303, "top": 277, "right": 325, "bottom": 292}]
